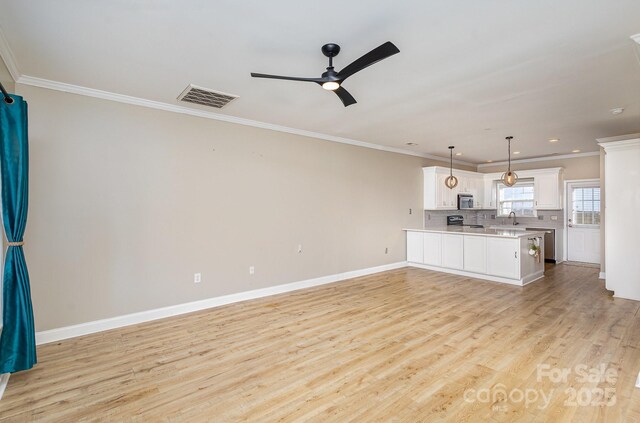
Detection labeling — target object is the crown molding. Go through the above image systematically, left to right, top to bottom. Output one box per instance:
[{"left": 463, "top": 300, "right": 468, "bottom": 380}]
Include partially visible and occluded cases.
[
  {"left": 0, "top": 26, "right": 20, "bottom": 81},
  {"left": 15, "top": 75, "right": 475, "bottom": 167},
  {"left": 596, "top": 133, "right": 640, "bottom": 144},
  {"left": 598, "top": 138, "right": 640, "bottom": 151},
  {"left": 476, "top": 151, "right": 600, "bottom": 168}
]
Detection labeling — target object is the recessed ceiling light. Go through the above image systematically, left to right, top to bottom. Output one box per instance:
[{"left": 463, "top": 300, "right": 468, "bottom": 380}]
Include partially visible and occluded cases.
[
  {"left": 610, "top": 108, "right": 624, "bottom": 115},
  {"left": 549, "top": 138, "right": 559, "bottom": 143},
  {"left": 405, "top": 142, "right": 418, "bottom": 146},
  {"left": 572, "top": 149, "right": 581, "bottom": 153},
  {"left": 513, "top": 151, "right": 521, "bottom": 155},
  {"left": 455, "top": 152, "right": 463, "bottom": 156},
  {"left": 486, "top": 160, "right": 493, "bottom": 163}
]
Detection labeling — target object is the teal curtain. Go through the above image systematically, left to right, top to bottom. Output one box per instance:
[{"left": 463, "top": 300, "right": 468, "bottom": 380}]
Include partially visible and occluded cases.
[{"left": 0, "top": 94, "right": 36, "bottom": 374}]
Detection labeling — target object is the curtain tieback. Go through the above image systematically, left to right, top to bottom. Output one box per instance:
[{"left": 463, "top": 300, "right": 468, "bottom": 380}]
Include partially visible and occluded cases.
[{"left": 7, "top": 241, "right": 24, "bottom": 247}]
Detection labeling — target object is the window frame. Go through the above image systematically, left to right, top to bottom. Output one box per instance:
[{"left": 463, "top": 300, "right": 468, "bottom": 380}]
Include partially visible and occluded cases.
[{"left": 496, "top": 179, "right": 537, "bottom": 218}]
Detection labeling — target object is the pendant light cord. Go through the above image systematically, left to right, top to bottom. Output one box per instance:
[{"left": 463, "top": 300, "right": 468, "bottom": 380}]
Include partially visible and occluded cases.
[
  {"left": 506, "top": 136, "right": 513, "bottom": 172},
  {"left": 450, "top": 148, "right": 453, "bottom": 176}
]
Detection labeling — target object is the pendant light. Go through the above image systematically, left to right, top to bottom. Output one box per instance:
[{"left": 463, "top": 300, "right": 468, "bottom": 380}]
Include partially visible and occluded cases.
[
  {"left": 501, "top": 136, "right": 518, "bottom": 187},
  {"left": 444, "top": 146, "right": 458, "bottom": 189}
]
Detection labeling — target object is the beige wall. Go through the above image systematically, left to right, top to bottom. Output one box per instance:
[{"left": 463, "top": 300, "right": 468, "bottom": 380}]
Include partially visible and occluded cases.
[
  {"left": 0, "top": 56, "right": 14, "bottom": 94},
  {"left": 18, "top": 84, "right": 469, "bottom": 331},
  {"left": 478, "top": 154, "right": 600, "bottom": 180}
]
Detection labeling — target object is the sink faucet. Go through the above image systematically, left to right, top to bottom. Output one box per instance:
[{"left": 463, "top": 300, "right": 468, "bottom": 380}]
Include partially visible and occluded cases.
[{"left": 508, "top": 211, "right": 519, "bottom": 225}]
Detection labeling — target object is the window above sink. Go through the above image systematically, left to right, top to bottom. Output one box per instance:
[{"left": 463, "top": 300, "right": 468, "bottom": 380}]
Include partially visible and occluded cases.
[{"left": 497, "top": 179, "right": 535, "bottom": 217}]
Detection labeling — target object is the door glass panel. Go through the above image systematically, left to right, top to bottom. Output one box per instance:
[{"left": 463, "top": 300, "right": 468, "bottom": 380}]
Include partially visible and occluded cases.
[{"left": 572, "top": 186, "right": 600, "bottom": 226}]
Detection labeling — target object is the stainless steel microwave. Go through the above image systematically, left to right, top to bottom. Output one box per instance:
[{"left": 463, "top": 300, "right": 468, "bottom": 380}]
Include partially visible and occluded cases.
[{"left": 458, "top": 194, "right": 473, "bottom": 209}]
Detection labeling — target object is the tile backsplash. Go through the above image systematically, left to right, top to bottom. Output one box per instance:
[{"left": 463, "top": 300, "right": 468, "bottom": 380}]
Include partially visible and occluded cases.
[{"left": 423, "top": 209, "right": 564, "bottom": 229}]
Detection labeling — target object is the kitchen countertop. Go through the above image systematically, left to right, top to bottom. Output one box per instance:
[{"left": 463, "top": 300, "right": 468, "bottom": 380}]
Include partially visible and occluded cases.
[{"left": 403, "top": 227, "right": 547, "bottom": 238}]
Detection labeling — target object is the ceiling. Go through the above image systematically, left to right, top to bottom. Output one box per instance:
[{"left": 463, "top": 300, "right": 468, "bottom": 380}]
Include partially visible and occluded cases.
[{"left": 1, "top": 0, "right": 639, "bottom": 164}]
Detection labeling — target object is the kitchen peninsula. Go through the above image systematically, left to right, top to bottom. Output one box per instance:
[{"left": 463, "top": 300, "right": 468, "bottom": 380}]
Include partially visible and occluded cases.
[{"left": 404, "top": 227, "right": 546, "bottom": 286}]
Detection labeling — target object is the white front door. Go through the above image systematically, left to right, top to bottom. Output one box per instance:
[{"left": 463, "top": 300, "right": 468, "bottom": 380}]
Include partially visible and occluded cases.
[{"left": 567, "top": 182, "right": 601, "bottom": 264}]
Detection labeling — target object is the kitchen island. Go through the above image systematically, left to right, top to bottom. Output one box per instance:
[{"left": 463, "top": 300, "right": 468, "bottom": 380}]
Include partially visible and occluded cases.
[{"left": 404, "top": 227, "right": 546, "bottom": 286}]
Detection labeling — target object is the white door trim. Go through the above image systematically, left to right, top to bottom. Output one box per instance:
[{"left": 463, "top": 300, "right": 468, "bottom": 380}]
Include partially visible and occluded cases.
[{"left": 563, "top": 179, "right": 600, "bottom": 263}]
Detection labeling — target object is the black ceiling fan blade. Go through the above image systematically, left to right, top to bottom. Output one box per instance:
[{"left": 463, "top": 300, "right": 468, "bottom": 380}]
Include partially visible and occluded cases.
[
  {"left": 337, "top": 41, "right": 400, "bottom": 81},
  {"left": 251, "top": 73, "right": 325, "bottom": 83},
  {"left": 334, "top": 86, "right": 357, "bottom": 107}
]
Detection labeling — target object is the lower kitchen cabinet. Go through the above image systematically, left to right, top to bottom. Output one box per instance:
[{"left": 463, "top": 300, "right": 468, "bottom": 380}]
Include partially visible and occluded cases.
[
  {"left": 404, "top": 229, "right": 545, "bottom": 286},
  {"left": 406, "top": 231, "right": 424, "bottom": 263},
  {"left": 423, "top": 232, "right": 442, "bottom": 266},
  {"left": 442, "top": 234, "right": 464, "bottom": 270},
  {"left": 463, "top": 235, "right": 487, "bottom": 273},
  {"left": 486, "top": 237, "right": 520, "bottom": 279}
]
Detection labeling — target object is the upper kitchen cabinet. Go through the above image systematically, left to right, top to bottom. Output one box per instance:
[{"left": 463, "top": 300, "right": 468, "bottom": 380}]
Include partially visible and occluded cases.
[
  {"left": 425, "top": 166, "right": 563, "bottom": 211},
  {"left": 424, "top": 167, "right": 484, "bottom": 210},
  {"left": 480, "top": 168, "right": 563, "bottom": 211},
  {"left": 532, "top": 168, "right": 563, "bottom": 210},
  {"left": 483, "top": 178, "right": 497, "bottom": 209}
]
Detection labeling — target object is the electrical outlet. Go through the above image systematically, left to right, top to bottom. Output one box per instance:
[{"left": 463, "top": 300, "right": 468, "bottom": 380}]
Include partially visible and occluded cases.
[
  {"left": 409, "top": 208, "right": 412, "bottom": 215},
  {"left": 427, "top": 214, "right": 431, "bottom": 220},
  {"left": 538, "top": 215, "right": 544, "bottom": 220},
  {"left": 550, "top": 215, "right": 558, "bottom": 221},
  {"left": 297, "top": 244, "right": 303, "bottom": 253},
  {"left": 385, "top": 247, "right": 388, "bottom": 254},
  {"left": 249, "top": 266, "right": 255, "bottom": 275},
  {"left": 194, "top": 273, "right": 201, "bottom": 284}
]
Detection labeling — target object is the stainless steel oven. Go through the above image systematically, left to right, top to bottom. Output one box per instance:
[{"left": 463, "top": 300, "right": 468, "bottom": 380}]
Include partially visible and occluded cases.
[{"left": 457, "top": 194, "right": 473, "bottom": 209}]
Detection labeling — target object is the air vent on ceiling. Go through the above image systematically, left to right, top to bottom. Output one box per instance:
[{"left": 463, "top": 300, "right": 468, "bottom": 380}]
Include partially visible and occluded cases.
[{"left": 177, "top": 84, "right": 238, "bottom": 109}]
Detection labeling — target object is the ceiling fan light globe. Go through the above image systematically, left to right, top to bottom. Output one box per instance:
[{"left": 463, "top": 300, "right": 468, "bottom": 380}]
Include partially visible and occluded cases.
[
  {"left": 322, "top": 81, "right": 340, "bottom": 91},
  {"left": 502, "top": 171, "right": 518, "bottom": 187},
  {"left": 445, "top": 175, "right": 458, "bottom": 189}
]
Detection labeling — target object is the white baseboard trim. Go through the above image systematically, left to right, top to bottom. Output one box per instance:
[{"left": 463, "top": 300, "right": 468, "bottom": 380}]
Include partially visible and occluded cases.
[
  {"left": 35, "top": 261, "right": 407, "bottom": 345},
  {"left": 408, "top": 262, "right": 544, "bottom": 286},
  {"left": 599, "top": 272, "right": 606, "bottom": 280},
  {"left": 0, "top": 373, "right": 9, "bottom": 401}
]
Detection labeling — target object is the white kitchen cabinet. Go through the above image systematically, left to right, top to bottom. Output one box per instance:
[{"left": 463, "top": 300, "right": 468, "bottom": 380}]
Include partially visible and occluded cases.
[
  {"left": 426, "top": 166, "right": 562, "bottom": 211},
  {"left": 424, "top": 167, "right": 476, "bottom": 210},
  {"left": 423, "top": 169, "right": 457, "bottom": 209},
  {"left": 534, "top": 171, "right": 561, "bottom": 210},
  {"left": 437, "top": 174, "right": 458, "bottom": 208},
  {"left": 458, "top": 175, "right": 471, "bottom": 194},
  {"left": 472, "top": 177, "right": 485, "bottom": 208},
  {"left": 483, "top": 178, "right": 497, "bottom": 209},
  {"left": 404, "top": 229, "right": 545, "bottom": 285},
  {"left": 406, "top": 231, "right": 424, "bottom": 263},
  {"left": 423, "top": 232, "right": 442, "bottom": 266},
  {"left": 442, "top": 234, "right": 464, "bottom": 270},
  {"left": 463, "top": 235, "right": 487, "bottom": 273},
  {"left": 486, "top": 237, "right": 520, "bottom": 279}
]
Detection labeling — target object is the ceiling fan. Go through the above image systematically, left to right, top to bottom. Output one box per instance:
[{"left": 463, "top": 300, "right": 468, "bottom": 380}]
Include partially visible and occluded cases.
[{"left": 251, "top": 41, "right": 400, "bottom": 107}]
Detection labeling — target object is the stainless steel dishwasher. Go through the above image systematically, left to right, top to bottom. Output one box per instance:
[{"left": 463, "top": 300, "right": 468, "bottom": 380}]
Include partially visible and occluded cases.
[{"left": 526, "top": 227, "right": 555, "bottom": 263}]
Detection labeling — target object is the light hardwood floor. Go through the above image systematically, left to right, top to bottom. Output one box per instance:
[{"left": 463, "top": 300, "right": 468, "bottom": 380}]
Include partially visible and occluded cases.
[{"left": 2, "top": 264, "right": 640, "bottom": 422}]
